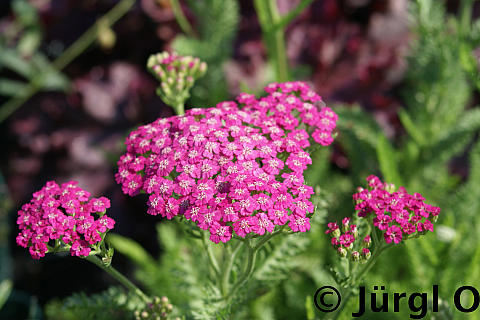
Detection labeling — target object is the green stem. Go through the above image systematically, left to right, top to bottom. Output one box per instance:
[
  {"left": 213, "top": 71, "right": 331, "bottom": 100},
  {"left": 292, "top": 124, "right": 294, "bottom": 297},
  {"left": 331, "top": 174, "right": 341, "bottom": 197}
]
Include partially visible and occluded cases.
[
  {"left": 0, "top": 0, "right": 136, "bottom": 123},
  {"left": 53, "top": 0, "right": 135, "bottom": 70},
  {"left": 169, "top": 0, "right": 196, "bottom": 38},
  {"left": 253, "top": 0, "right": 289, "bottom": 82},
  {"left": 253, "top": 0, "right": 313, "bottom": 82},
  {"left": 275, "top": 0, "right": 314, "bottom": 30},
  {"left": 0, "top": 85, "right": 36, "bottom": 123},
  {"left": 175, "top": 101, "right": 185, "bottom": 115},
  {"left": 224, "top": 229, "right": 284, "bottom": 302},
  {"left": 202, "top": 231, "right": 221, "bottom": 277},
  {"left": 226, "top": 239, "right": 256, "bottom": 302},
  {"left": 220, "top": 241, "right": 243, "bottom": 297},
  {"left": 331, "top": 243, "right": 393, "bottom": 320},
  {"left": 84, "top": 255, "right": 150, "bottom": 303}
]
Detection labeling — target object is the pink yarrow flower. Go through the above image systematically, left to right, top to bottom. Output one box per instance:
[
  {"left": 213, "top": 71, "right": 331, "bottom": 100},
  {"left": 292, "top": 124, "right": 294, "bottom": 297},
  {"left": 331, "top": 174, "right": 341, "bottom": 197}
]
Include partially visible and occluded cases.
[
  {"left": 116, "top": 82, "right": 337, "bottom": 243},
  {"left": 326, "top": 175, "right": 440, "bottom": 260},
  {"left": 353, "top": 175, "right": 440, "bottom": 243},
  {"left": 16, "top": 181, "right": 115, "bottom": 259}
]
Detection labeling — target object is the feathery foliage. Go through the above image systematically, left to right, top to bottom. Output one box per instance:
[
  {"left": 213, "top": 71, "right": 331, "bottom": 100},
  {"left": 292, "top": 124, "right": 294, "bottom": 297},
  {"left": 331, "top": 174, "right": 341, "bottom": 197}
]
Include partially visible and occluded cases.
[{"left": 172, "top": 0, "right": 239, "bottom": 105}]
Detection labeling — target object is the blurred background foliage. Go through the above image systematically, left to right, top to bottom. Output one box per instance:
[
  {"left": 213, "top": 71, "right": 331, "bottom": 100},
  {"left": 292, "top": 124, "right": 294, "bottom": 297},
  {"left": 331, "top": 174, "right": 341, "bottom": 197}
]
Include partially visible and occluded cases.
[{"left": 2, "top": 0, "right": 480, "bottom": 319}]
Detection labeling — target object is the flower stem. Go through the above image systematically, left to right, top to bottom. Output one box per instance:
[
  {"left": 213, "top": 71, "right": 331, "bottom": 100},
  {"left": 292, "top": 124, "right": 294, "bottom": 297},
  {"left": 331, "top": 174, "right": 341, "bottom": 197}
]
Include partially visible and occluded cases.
[
  {"left": 169, "top": 0, "right": 196, "bottom": 38},
  {"left": 253, "top": 0, "right": 289, "bottom": 82},
  {"left": 253, "top": 0, "right": 313, "bottom": 82},
  {"left": 175, "top": 101, "right": 185, "bottom": 115},
  {"left": 224, "top": 229, "right": 284, "bottom": 302},
  {"left": 202, "top": 231, "right": 221, "bottom": 277},
  {"left": 226, "top": 239, "right": 257, "bottom": 302},
  {"left": 220, "top": 241, "right": 243, "bottom": 297},
  {"left": 331, "top": 242, "right": 393, "bottom": 319},
  {"left": 84, "top": 255, "right": 150, "bottom": 303}
]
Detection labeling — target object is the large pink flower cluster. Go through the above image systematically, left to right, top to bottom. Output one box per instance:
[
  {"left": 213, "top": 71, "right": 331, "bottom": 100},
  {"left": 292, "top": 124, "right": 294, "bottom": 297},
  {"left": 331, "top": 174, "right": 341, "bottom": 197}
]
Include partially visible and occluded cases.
[
  {"left": 115, "top": 81, "right": 337, "bottom": 243},
  {"left": 353, "top": 175, "right": 440, "bottom": 244},
  {"left": 16, "top": 181, "right": 115, "bottom": 259}
]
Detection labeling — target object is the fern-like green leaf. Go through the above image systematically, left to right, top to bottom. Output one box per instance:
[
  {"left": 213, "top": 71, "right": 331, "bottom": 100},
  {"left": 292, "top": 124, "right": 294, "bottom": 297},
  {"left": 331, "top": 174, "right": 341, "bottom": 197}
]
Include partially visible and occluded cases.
[
  {"left": 172, "top": 0, "right": 239, "bottom": 105},
  {"left": 376, "top": 134, "right": 403, "bottom": 186},
  {"left": 107, "top": 233, "right": 157, "bottom": 270},
  {"left": 254, "top": 234, "right": 309, "bottom": 282},
  {"left": 45, "top": 287, "right": 144, "bottom": 320}
]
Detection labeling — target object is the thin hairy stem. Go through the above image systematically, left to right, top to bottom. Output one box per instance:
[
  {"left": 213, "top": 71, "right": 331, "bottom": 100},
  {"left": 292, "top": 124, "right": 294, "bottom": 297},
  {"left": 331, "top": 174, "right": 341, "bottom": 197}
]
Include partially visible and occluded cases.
[
  {"left": 169, "top": 0, "right": 196, "bottom": 38},
  {"left": 202, "top": 231, "right": 221, "bottom": 277},
  {"left": 220, "top": 241, "right": 243, "bottom": 297},
  {"left": 84, "top": 255, "right": 149, "bottom": 303}
]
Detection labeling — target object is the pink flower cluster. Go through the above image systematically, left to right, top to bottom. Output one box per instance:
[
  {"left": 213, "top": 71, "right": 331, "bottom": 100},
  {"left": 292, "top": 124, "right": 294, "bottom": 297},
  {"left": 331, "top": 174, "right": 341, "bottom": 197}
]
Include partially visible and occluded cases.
[
  {"left": 116, "top": 82, "right": 337, "bottom": 243},
  {"left": 353, "top": 175, "right": 440, "bottom": 244},
  {"left": 326, "top": 176, "right": 440, "bottom": 260},
  {"left": 16, "top": 181, "right": 115, "bottom": 259}
]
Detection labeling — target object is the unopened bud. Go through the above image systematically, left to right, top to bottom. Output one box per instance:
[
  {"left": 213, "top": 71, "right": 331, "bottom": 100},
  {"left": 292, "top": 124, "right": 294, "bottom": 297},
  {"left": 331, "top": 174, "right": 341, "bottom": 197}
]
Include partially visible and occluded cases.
[
  {"left": 147, "top": 51, "right": 207, "bottom": 111},
  {"left": 199, "top": 62, "right": 207, "bottom": 73},
  {"left": 385, "top": 183, "right": 396, "bottom": 193},
  {"left": 342, "top": 217, "right": 350, "bottom": 232},
  {"left": 350, "top": 224, "right": 358, "bottom": 238},
  {"left": 332, "top": 228, "right": 340, "bottom": 238},
  {"left": 363, "top": 235, "right": 371, "bottom": 248},
  {"left": 337, "top": 246, "right": 347, "bottom": 258},
  {"left": 362, "top": 248, "right": 371, "bottom": 261},
  {"left": 351, "top": 251, "right": 360, "bottom": 262}
]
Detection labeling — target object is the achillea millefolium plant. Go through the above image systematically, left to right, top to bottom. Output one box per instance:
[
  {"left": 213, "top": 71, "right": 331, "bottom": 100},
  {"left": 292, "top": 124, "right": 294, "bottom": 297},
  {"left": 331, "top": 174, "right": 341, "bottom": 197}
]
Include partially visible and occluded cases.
[{"left": 14, "top": 51, "right": 442, "bottom": 319}]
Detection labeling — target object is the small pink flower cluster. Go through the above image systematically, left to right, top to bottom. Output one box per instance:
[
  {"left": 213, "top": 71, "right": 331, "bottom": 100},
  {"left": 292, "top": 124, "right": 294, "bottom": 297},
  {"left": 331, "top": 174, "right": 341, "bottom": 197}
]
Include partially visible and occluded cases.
[
  {"left": 116, "top": 82, "right": 337, "bottom": 243},
  {"left": 353, "top": 175, "right": 440, "bottom": 244},
  {"left": 16, "top": 181, "right": 115, "bottom": 259},
  {"left": 326, "top": 218, "right": 371, "bottom": 262}
]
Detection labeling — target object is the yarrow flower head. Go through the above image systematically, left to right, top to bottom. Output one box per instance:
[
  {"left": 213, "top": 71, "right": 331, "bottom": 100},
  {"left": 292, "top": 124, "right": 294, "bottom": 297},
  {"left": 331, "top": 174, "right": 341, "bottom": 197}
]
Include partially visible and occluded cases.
[
  {"left": 147, "top": 51, "right": 207, "bottom": 112},
  {"left": 116, "top": 82, "right": 337, "bottom": 243},
  {"left": 326, "top": 175, "right": 440, "bottom": 262},
  {"left": 353, "top": 175, "right": 440, "bottom": 243},
  {"left": 16, "top": 181, "right": 115, "bottom": 259}
]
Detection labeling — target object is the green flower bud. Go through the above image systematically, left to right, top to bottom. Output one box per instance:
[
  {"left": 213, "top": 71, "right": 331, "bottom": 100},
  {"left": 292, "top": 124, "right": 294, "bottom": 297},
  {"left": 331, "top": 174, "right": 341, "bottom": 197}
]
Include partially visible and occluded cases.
[
  {"left": 147, "top": 51, "right": 207, "bottom": 114},
  {"left": 385, "top": 183, "right": 396, "bottom": 193},
  {"left": 363, "top": 235, "right": 371, "bottom": 248},
  {"left": 337, "top": 246, "right": 347, "bottom": 258},
  {"left": 361, "top": 248, "right": 371, "bottom": 262},
  {"left": 351, "top": 251, "right": 360, "bottom": 262}
]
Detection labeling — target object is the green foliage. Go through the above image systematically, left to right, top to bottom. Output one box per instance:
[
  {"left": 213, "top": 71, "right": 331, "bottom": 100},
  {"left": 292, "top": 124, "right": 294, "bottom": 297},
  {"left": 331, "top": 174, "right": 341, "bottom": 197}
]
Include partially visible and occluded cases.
[
  {"left": 172, "top": 0, "right": 239, "bottom": 105},
  {"left": 0, "top": 1, "right": 69, "bottom": 98},
  {"left": 37, "top": 1, "right": 480, "bottom": 319},
  {"left": 334, "top": 104, "right": 381, "bottom": 184},
  {"left": 376, "top": 134, "right": 402, "bottom": 186},
  {"left": 107, "top": 234, "right": 157, "bottom": 271},
  {"left": 254, "top": 235, "right": 309, "bottom": 283},
  {"left": 0, "top": 280, "right": 12, "bottom": 311},
  {"left": 45, "top": 287, "right": 144, "bottom": 320}
]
